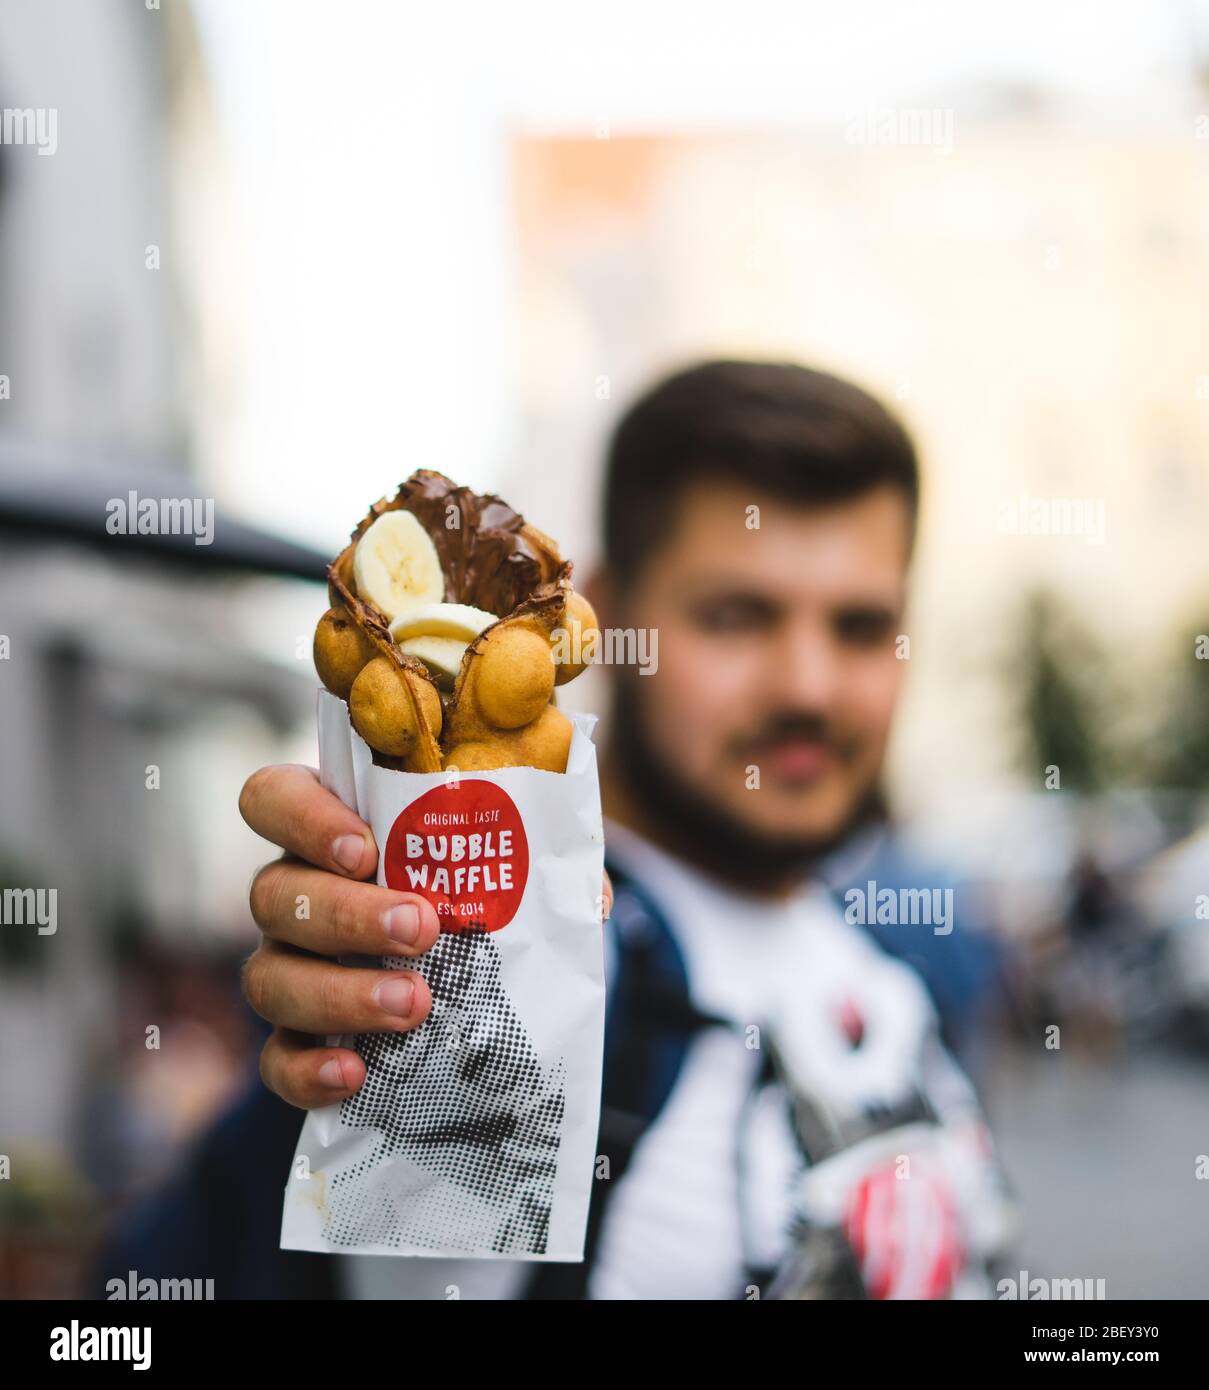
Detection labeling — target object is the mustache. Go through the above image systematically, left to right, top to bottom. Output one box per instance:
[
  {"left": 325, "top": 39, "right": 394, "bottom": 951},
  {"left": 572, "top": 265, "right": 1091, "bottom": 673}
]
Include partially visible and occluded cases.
[{"left": 727, "top": 712, "right": 859, "bottom": 761}]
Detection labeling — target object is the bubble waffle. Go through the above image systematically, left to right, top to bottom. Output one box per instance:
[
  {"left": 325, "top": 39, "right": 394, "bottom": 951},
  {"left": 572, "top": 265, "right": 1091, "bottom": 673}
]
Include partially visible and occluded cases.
[{"left": 312, "top": 471, "right": 598, "bottom": 773}]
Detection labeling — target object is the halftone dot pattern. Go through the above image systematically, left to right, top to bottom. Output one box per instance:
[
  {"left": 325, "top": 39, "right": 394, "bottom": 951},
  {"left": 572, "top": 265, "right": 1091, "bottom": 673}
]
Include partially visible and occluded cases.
[{"left": 325, "top": 932, "right": 568, "bottom": 1255}]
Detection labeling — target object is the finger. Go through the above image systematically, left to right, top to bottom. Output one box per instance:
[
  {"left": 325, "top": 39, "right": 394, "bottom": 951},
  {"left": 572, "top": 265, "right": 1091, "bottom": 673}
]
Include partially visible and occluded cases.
[
  {"left": 239, "top": 764, "right": 377, "bottom": 879},
  {"left": 250, "top": 859, "right": 440, "bottom": 958},
  {"left": 601, "top": 869, "right": 614, "bottom": 921},
  {"left": 242, "top": 939, "right": 432, "bottom": 1036},
  {"left": 259, "top": 1027, "right": 367, "bottom": 1110}
]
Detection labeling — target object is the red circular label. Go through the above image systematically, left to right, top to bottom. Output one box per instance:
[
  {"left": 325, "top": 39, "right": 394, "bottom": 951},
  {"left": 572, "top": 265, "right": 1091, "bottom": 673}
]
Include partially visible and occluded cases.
[{"left": 383, "top": 781, "right": 528, "bottom": 933}]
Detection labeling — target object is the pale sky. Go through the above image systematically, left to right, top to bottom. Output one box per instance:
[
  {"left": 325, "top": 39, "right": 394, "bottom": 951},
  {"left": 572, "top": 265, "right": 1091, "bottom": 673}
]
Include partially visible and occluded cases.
[{"left": 189, "top": 0, "right": 1209, "bottom": 551}]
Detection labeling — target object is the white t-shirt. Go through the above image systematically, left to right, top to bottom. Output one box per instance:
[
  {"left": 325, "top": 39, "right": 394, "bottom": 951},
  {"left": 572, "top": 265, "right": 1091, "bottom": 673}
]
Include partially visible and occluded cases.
[
  {"left": 341, "top": 819, "right": 964, "bottom": 1300},
  {"left": 582, "top": 820, "right": 808, "bottom": 1299}
]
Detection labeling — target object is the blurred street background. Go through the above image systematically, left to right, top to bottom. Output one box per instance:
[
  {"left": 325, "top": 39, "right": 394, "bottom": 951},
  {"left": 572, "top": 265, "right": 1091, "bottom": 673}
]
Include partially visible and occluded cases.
[{"left": 2, "top": 0, "right": 1209, "bottom": 1297}]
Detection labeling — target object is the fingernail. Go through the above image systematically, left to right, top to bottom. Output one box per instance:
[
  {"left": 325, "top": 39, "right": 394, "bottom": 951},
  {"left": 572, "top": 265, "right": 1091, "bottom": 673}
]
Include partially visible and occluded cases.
[
  {"left": 332, "top": 835, "right": 365, "bottom": 872},
  {"left": 383, "top": 903, "right": 421, "bottom": 946},
  {"left": 375, "top": 977, "right": 416, "bottom": 1017},
  {"left": 319, "top": 1058, "right": 346, "bottom": 1088}
]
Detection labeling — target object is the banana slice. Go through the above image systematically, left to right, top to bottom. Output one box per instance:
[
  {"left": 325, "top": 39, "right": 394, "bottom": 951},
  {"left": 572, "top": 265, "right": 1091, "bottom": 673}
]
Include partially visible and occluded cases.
[
  {"left": 353, "top": 511, "right": 444, "bottom": 621},
  {"left": 389, "top": 602, "right": 497, "bottom": 644},
  {"left": 398, "top": 634, "right": 469, "bottom": 689}
]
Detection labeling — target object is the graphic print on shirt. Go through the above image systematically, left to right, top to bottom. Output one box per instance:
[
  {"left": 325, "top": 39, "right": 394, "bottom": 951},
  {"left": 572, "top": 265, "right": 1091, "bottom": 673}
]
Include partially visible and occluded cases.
[{"left": 763, "top": 928, "right": 1013, "bottom": 1299}]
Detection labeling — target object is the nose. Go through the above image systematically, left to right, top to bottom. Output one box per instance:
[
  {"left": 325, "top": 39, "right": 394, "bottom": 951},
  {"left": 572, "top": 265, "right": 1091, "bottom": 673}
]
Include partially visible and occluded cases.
[{"left": 765, "top": 616, "right": 842, "bottom": 713}]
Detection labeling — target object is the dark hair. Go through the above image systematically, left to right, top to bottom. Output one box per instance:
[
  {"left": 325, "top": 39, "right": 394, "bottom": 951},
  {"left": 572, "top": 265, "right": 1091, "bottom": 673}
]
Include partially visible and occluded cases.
[{"left": 602, "top": 359, "right": 919, "bottom": 580}]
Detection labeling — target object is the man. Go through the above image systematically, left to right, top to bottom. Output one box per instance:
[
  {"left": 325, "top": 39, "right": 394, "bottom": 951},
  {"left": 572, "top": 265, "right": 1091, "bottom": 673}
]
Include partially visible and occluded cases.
[{"left": 99, "top": 359, "right": 1012, "bottom": 1299}]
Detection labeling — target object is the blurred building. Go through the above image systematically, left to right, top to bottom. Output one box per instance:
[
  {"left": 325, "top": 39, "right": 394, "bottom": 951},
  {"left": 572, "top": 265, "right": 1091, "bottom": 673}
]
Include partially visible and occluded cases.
[
  {"left": 0, "top": 3, "right": 320, "bottom": 1288},
  {"left": 510, "top": 118, "right": 1209, "bottom": 822}
]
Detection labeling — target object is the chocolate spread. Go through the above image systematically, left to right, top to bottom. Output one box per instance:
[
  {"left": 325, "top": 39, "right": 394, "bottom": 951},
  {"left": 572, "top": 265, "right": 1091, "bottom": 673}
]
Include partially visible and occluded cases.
[{"left": 383, "top": 471, "right": 563, "bottom": 617}]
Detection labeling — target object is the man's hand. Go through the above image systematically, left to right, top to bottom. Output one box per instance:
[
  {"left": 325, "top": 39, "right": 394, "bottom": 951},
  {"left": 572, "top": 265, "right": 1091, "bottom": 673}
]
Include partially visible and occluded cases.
[
  {"left": 239, "top": 763, "right": 614, "bottom": 1111},
  {"left": 239, "top": 764, "right": 441, "bottom": 1110}
]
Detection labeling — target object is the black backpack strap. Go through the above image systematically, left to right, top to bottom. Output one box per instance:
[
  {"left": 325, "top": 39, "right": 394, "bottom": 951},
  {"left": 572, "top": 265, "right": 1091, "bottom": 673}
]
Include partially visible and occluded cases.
[{"left": 524, "top": 860, "right": 726, "bottom": 1299}]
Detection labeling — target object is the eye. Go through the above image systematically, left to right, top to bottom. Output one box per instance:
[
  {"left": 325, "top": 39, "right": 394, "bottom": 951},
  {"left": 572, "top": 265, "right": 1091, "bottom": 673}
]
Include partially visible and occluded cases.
[
  {"left": 689, "top": 596, "right": 778, "bottom": 633},
  {"left": 834, "top": 609, "right": 897, "bottom": 646}
]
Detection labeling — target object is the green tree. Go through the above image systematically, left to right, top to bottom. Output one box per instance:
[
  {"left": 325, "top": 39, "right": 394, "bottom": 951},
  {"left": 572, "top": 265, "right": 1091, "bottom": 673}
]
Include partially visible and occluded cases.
[
  {"left": 1007, "top": 589, "right": 1113, "bottom": 791},
  {"left": 1149, "top": 621, "right": 1209, "bottom": 792}
]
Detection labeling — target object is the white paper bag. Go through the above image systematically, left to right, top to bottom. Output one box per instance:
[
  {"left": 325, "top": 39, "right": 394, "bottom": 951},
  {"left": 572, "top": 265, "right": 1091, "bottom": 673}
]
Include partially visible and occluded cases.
[{"left": 280, "top": 690, "right": 606, "bottom": 1261}]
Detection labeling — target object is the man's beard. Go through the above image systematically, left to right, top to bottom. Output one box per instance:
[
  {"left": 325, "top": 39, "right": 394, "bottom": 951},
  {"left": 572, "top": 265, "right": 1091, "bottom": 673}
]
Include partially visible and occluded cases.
[{"left": 607, "top": 676, "right": 887, "bottom": 893}]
